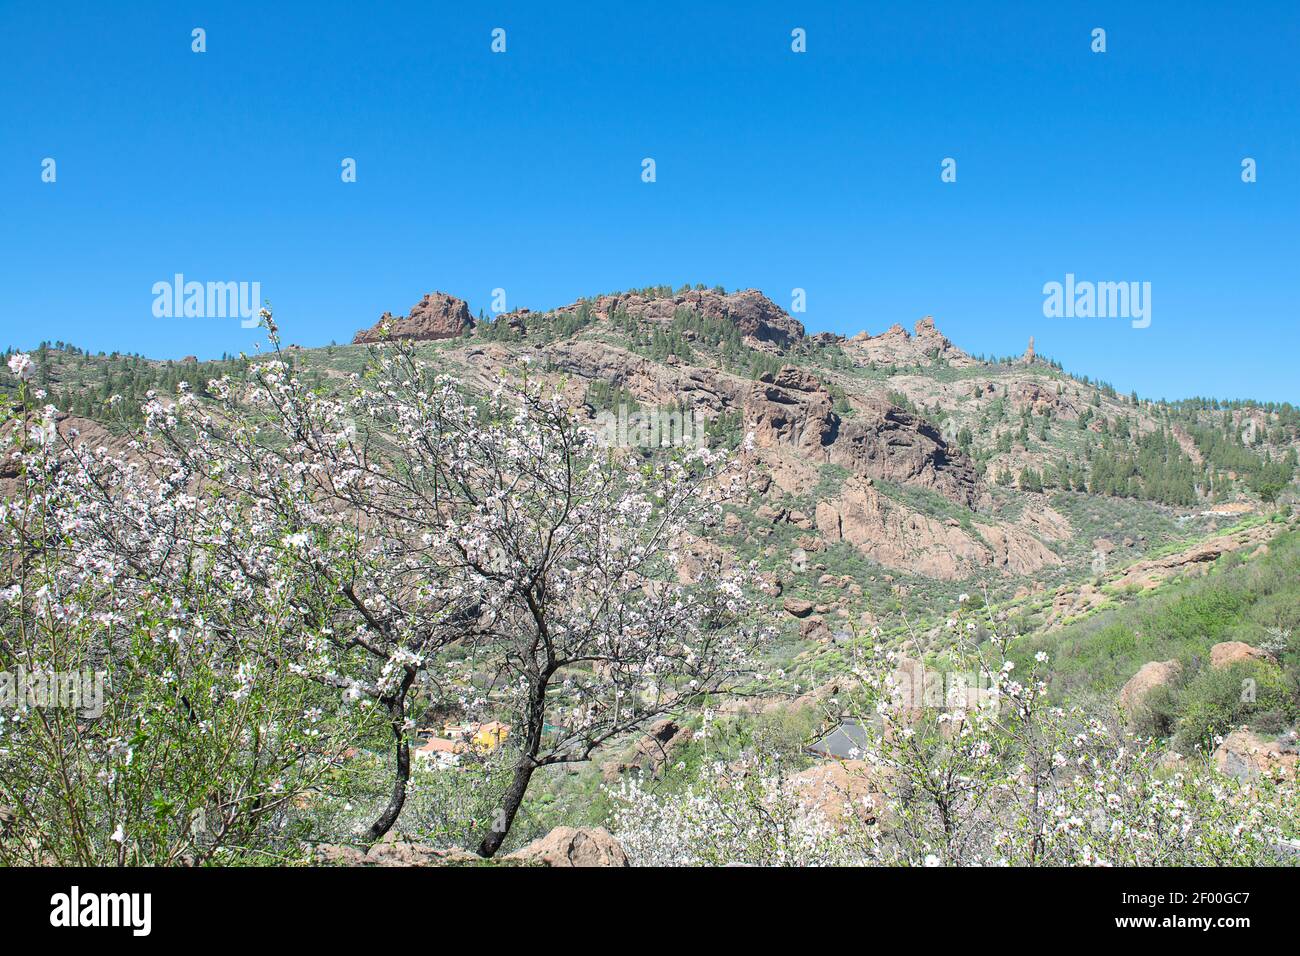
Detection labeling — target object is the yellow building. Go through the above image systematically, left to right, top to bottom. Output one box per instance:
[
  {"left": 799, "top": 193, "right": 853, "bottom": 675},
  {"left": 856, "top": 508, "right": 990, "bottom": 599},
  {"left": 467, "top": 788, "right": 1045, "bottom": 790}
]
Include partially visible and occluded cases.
[
  {"left": 435, "top": 720, "right": 511, "bottom": 753},
  {"left": 471, "top": 721, "right": 510, "bottom": 752}
]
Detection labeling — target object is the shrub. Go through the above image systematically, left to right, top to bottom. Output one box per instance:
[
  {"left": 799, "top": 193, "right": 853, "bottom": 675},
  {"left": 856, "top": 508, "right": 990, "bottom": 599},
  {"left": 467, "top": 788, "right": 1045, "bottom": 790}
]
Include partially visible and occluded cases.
[{"left": 1173, "top": 660, "right": 1299, "bottom": 753}]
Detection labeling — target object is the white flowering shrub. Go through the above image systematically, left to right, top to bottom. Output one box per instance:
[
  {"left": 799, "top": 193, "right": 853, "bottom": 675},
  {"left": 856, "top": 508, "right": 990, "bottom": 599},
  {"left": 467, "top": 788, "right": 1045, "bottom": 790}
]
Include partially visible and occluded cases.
[
  {"left": 1, "top": 368, "right": 369, "bottom": 865},
  {"left": 611, "top": 601, "right": 1298, "bottom": 866},
  {"left": 610, "top": 730, "right": 871, "bottom": 866}
]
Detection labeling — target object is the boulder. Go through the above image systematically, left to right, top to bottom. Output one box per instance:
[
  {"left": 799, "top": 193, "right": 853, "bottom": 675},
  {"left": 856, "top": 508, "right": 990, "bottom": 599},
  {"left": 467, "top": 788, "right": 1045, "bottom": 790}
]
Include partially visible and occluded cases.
[
  {"left": 788, "top": 509, "right": 813, "bottom": 529},
  {"left": 795, "top": 535, "right": 826, "bottom": 553},
  {"left": 783, "top": 597, "right": 815, "bottom": 618},
  {"left": 800, "top": 616, "right": 831, "bottom": 641},
  {"left": 1209, "top": 642, "right": 1276, "bottom": 670},
  {"left": 1117, "top": 659, "right": 1181, "bottom": 717},
  {"left": 1212, "top": 730, "right": 1298, "bottom": 781},
  {"left": 786, "top": 760, "right": 885, "bottom": 828},
  {"left": 506, "top": 827, "right": 629, "bottom": 867},
  {"left": 314, "top": 840, "right": 479, "bottom": 867}
]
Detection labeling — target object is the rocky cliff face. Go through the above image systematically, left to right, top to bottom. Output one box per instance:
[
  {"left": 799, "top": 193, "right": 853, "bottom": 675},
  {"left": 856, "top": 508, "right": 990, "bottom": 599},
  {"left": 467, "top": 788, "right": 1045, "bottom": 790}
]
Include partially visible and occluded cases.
[
  {"left": 331, "top": 285, "right": 1261, "bottom": 595},
  {"left": 353, "top": 292, "right": 474, "bottom": 344},
  {"left": 538, "top": 339, "right": 747, "bottom": 415},
  {"left": 743, "top": 365, "right": 983, "bottom": 508},
  {"left": 745, "top": 366, "right": 839, "bottom": 450},
  {"left": 833, "top": 397, "right": 984, "bottom": 509},
  {"left": 812, "top": 477, "right": 1059, "bottom": 580}
]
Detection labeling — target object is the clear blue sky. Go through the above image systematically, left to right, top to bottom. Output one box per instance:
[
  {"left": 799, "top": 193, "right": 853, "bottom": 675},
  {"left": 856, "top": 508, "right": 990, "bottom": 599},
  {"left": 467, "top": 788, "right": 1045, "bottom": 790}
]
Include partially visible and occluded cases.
[{"left": 2, "top": 1, "right": 1297, "bottom": 402}]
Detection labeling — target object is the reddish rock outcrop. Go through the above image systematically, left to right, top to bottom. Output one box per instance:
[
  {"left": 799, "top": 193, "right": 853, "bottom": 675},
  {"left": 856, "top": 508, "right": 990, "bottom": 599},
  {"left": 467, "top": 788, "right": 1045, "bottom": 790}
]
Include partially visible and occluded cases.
[
  {"left": 353, "top": 292, "right": 474, "bottom": 344},
  {"left": 842, "top": 316, "right": 976, "bottom": 369},
  {"left": 743, "top": 366, "right": 984, "bottom": 508},
  {"left": 746, "top": 366, "right": 839, "bottom": 450},
  {"left": 834, "top": 397, "right": 984, "bottom": 509},
  {"left": 812, "top": 478, "right": 1056, "bottom": 580},
  {"left": 1110, "top": 523, "right": 1281, "bottom": 592},
  {"left": 783, "top": 596, "right": 816, "bottom": 618},
  {"left": 1209, "top": 642, "right": 1277, "bottom": 670},
  {"left": 1117, "top": 659, "right": 1181, "bottom": 718},
  {"left": 1213, "top": 730, "right": 1298, "bottom": 781},
  {"left": 787, "top": 760, "right": 885, "bottom": 828},
  {"left": 505, "top": 827, "right": 629, "bottom": 867},
  {"left": 314, "top": 840, "right": 479, "bottom": 866}
]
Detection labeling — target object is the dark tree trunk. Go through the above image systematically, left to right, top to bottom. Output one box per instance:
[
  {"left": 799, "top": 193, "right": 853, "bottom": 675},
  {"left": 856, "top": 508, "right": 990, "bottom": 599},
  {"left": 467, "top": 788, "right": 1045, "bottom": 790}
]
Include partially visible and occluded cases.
[
  {"left": 476, "top": 669, "right": 549, "bottom": 858},
  {"left": 366, "top": 670, "right": 415, "bottom": 842},
  {"left": 476, "top": 758, "right": 536, "bottom": 858}
]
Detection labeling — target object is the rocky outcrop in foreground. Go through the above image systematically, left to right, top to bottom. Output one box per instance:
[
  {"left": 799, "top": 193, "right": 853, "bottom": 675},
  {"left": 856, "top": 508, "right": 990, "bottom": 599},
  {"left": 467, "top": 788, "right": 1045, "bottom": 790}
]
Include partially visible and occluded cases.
[
  {"left": 353, "top": 291, "right": 474, "bottom": 344},
  {"left": 1209, "top": 641, "right": 1277, "bottom": 669},
  {"left": 1213, "top": 730, "right": 1298, "bottom": 781},
  {"left": 787, "top": 760, "right": 885, "bottom": 828},
  {"left": 314, "top": 826, "right": 628, "bottom": 867},
  {"left": 505, "top": 827, "right": 629, "bottom": 867},
  {"left": 314, "top": 840, "right": 479, "bottom": 866}
]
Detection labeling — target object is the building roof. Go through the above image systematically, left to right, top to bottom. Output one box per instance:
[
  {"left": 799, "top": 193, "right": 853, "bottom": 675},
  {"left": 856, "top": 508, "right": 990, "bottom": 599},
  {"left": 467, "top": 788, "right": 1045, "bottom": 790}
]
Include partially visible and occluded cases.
[
  {"left": 806, "top": 718, "right": 869, "bottom": 760},
  {"left": 416, "top": 736, "right": 460, "bottom": 754}
]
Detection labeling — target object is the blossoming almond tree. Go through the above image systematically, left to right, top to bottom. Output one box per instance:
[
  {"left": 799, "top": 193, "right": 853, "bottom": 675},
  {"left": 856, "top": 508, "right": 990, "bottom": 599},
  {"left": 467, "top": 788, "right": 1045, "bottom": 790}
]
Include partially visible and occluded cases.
[
  {"left": 10, "top": 313, "right": 767, "bottom": 856},
  {"left": 302, "top": 328, "right": 764, "bottom": 856},
  {"left": 422, "top": 370, "right": 764, "bottom": 857},
  {"left": 827, "top": 605, "right": 1297, "bottom": 865}
]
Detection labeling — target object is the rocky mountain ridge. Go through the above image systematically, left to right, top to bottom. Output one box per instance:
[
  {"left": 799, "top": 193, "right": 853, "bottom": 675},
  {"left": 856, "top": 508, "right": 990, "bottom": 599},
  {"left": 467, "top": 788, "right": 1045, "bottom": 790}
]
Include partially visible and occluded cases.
[
  {"left": 9, "top": 285, "right": 1294, "bottom": 618},
  {"left": 353, "top": 288, "right": 977, "bottom": 364}
]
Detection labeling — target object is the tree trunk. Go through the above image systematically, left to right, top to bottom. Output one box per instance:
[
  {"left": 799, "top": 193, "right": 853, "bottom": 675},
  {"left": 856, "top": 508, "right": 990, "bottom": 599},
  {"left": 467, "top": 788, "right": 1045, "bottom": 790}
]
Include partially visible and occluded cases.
[
  {"left": 477, "top": 669, "right": 549, "bottom": 858},
  {"left": 366, "top": 670, "right": 415, "bottom": 841},
  {"left": 476, "top": 758, "right": 536, "bottom": 858}
]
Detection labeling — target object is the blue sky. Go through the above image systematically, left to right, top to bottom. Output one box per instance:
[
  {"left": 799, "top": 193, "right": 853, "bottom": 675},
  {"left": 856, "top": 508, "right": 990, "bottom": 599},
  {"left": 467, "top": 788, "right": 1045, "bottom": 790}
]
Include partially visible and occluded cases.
[{"left": 2, "top": 1, "right": 1297, "bottom": 402}]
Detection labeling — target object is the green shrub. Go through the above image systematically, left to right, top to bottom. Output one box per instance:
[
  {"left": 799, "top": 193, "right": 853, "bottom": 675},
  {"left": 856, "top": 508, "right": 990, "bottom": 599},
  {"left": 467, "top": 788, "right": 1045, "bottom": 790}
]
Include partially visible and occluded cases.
[
  {"left": 1172, "top": 660, "right": 1298, "bottom": 753},
  {"left": 1132, "top": 682, "right": 1181, "bottom": 738}
]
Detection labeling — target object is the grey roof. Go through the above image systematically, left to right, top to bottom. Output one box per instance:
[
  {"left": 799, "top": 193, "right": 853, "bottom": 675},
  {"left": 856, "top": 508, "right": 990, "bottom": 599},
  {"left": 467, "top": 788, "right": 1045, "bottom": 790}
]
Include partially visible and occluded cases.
[{"left": 806, "top": 718, "right": 869, "bottom": 759}]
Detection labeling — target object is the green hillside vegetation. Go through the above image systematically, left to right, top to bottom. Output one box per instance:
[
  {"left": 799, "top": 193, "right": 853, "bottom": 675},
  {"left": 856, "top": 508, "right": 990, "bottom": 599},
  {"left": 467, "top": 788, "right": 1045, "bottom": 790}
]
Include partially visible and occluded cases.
[{"left": 1010, "top": 527, "right": 1300, "bottom": 750}]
